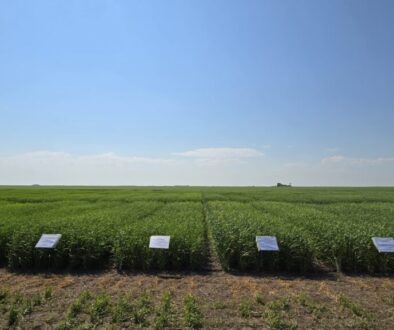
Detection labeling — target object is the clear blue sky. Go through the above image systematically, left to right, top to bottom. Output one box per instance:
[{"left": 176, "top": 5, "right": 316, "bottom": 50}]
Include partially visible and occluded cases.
[{"left": 0, "top": 0, "right": 393, "bottom": 185}]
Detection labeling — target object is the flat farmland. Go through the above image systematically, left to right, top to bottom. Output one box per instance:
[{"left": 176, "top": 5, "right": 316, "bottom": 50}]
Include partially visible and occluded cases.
[{"left": 0, "top": 187, "right": 393, "bottom": 329}]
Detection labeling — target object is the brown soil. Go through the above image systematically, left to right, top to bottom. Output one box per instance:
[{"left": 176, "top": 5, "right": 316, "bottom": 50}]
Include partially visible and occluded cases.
[{"left": 0, "top": 268, "right": 393, "bottom": 329}]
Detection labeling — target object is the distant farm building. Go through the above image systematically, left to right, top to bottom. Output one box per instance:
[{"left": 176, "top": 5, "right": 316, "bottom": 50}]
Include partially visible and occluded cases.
[{"left": 277, "top": 183, "right": 292, "bottom": 187}]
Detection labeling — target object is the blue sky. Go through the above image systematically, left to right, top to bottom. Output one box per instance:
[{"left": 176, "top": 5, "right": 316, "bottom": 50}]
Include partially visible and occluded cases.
[{"left": 1, "top": 0, "right": 393, "bottom": 185}]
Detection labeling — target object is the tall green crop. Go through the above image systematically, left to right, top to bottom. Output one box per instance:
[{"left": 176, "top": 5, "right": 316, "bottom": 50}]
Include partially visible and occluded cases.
[
  {"left": 0, "top": 187, "right": 393, "bottom": 273},
  {"left": 113, "top": 202, "right": 208, "bottom": 271}
]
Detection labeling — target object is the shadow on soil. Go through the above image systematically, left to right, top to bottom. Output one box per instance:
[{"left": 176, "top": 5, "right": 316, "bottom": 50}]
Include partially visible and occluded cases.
[{"left": 4, "top": 266, "right": 393, "bottom": 282}]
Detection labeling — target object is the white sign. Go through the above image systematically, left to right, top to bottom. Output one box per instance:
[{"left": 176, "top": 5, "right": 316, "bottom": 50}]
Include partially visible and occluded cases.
[
  {"left": 35, "top": 234, "right": 62, "bottom": 249},
  {"left": 149, "top": 236, "right": 170, "bottom": 249},
  {"left": 256, "top": 236, "right": 279, "bottom": 252},
  {"left": 372, "top": 237, "right": 394, "bottom": 253}
]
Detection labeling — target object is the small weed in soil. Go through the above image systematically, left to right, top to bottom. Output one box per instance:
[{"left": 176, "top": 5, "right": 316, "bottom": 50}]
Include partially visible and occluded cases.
[
  {"left": 155, "top": 291, "right": 174, "bottom": 330},
  {"left": 183, "top": 294, "right": 203, "bottom": 329}
]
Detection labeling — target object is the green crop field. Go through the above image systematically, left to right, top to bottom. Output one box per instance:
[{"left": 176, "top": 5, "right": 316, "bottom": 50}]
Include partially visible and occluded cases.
[{"left": 0, "top": 186, "right": 393, "bottom": 273}]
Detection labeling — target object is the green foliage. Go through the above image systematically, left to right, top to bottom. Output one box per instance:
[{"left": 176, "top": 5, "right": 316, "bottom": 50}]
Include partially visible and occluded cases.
[
  {"left": 0, "top": 187, "right": 393, "bottom": 273},
  {"left": 0, "top": 198, "right": 208, "bottom": 271},
  {"left": 207, "top": 200, "right": 394, "bottom": 273},
  {"left": 206, "top": 201, "right": 315, "bottom": 272},
  {"left": 113, "top": 202, "right": 208, "bottom": 271},
  {"left": 44, "top": 286, "right": 53, "bottom": 300},
  {"left": 0, "top": 288, "right": 8, "bottom": 303},
  {"left": 1, "top": 289, "right": 55, "bottom": 327},
  {"left": 67, "top": 290, "right": 92, "bottom": 319},
  {"left": 132, "top": 291, "right": 152, "bottom": 326},
  {"left": 155, "top": 291, "right": 174, "bottom": 330},
  {"left": 255, "top": 292, "right": 265, "bottom": 305},
  {"left": 90, "top": 293, "right": 111, "bottom": 323},
  {"left": 112, "top": 293, "right": 133, "bottom": 323},
  {"left": 296, "top": 293, "right": 326, "bottom": 317},
  {"left": 183, "top": 294, "right": 203, "bottom": 329},
  {"left": 338, "top": 294, "right": 368, "bottom": 318},
  {"left": 338, "top": 294, "right": 375, "bottom": 328},
  {"left": 383, "top": 295, "right": 394, "bottom": 306},
  {"left": 239, "top": 298, "right": 254, "bottom": 318},
  {"left": 263, "top": 298, "right": 296, "bottom": 330},
  {"left": 265, "top": 298, "right": 290, "bottom": 312},
  {"left": 67, "top": 299, "right": 83, "bottom": 319},
  {"left": 8, "top": 304, "right": 19, "bottom": 327},
  {"left": 263, "top": 309, "right": 297, "bottom": 330},
  {"left": 55, "top": 318, "right": 81, "bottom": 330}
]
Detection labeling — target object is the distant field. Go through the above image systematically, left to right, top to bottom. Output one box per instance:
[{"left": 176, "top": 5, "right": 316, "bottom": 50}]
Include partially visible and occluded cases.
[
  {"left": 0, "top": 186, "right": 393, "bottom": 273},
  {"left": 0, "top": 187, "right": 394, "bottom": 329}
]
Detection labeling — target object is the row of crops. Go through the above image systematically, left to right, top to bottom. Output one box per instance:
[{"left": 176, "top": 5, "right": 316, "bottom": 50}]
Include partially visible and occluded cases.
[
  {"left": 0, "top": 187, "right": 393, "bottom": 273},
  {"left": 0, "top": 200, "right": 207, "bottom": 271},
  {"left": 206, "top": 201, "right": 394, "bottom": 273}
]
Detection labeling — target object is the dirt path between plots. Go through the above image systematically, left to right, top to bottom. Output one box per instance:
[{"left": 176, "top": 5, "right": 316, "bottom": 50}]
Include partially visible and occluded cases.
[{"left": 0, "top": 269, "right": 393, "bottom": 329}]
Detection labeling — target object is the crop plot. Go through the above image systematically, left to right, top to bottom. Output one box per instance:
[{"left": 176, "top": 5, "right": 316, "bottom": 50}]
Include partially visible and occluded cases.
[
  {"left": 0, "top": 187, "right": 393, "bottom": 273},
  {"left": 207, "top": 200, "right": 394, "bottom": 273},
  {"left": 4, "top": 201, "right": 164, "bottom": 270},
  {"left": 113, "top": 202, "right": 208, "bottom": 271}
]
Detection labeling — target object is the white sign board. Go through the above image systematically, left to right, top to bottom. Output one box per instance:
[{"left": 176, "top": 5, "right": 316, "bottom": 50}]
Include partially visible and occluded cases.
[
  {"left": 35, "top": 234, "right": 62, "bottom": 249},
  {"left": 149, "top": 236, "right": 170, "bottom": 249},
  {"left": 256, "top": 236, "right": 279, "bottom": 252},
  {"left": 372, "top": 237, "right": 394, "bottom": 253}
]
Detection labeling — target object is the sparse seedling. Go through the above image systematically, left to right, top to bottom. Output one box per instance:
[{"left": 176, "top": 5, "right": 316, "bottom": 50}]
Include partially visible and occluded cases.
[
  {"left": 44, "top": 286, "right": 53, "bottom": 300},
  {"left": 0, "top": 288, "right": 8, "bottom": 303},
  {"left": 67, "top": 290, "right": 92, "bottom": 319},
  {"left": 132, "top": 291, "right": 152, "bottom": 326},
  {"left": 155, "top": 291, "right": 174, "bottom": 330},
  {"left": 13, "top": 292, "right": 24, "bottom": 305},
  {"left": 255, "top": 292, "right": 265, "bottom": 305},
  {"left": 90, "top": 293, "right": 111, "bottom": 323},
  {"left": 112, "top": 293, "right": 133, "bottom": 323},
  {"left": 297, "top": 293, "right": 326, "bottom": 318},
  {"left": 33, "top": 294, "right": 42, "bottom": 306},
  {"left": 183, "top": 294, "right": 203, "bottom": 329},
  {"left": 338, "top": 294, "right": 367, "bottom": 318},
  {"left": 383, "top": 295, "right": 394, "bottom": 307},
  {"left": 263, "top": 297, "right": 296, "bottom": 330},
  {"left": 266, "top": 297, "right": 290, "bottom": 312},
  {"left": 21, "top": 298, "right": 33, "bottom": 316},
  {"left": 239, "top": 298, "right": 254, "bottom": 318},
  {"left": 67, "top": 300, "right": 82, "bottom": 319},
  {"left": 8, "top": 305, "right": 19, "bottom": 327},
  {"left": 264, "top": 308, "right": 297, "bottom": 330},
  {"left": 55, "top": 317, "right": 81, "bottom": 330}
]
